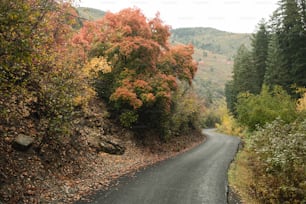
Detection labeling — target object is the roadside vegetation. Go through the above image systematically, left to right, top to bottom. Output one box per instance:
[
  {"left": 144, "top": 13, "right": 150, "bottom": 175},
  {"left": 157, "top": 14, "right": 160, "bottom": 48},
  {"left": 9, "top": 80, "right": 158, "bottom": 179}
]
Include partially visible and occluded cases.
[
  {"left": 218, "top": 0, "right": 306, "bottom": 203},
  {"left": 0, "top": 1, "right": 204, "bottom": 203}
]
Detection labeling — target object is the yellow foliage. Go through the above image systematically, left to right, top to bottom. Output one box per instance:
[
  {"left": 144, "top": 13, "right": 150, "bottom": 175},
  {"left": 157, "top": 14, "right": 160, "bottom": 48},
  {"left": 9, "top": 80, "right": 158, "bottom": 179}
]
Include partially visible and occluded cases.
[
  {"left": 73, "top": 57, "right": 112, "bottom": 109},
  {"left": 83, "top": 57, "right": 112, "bottom": 78},
  {"left": 73, "top": 86, "right": 96, "bottom": 107},
  {"left": 297, "top": 92, "right": 306, "bottom": 112},
  {"left": 215, "top": 103, "right": 245, "bottom": 136}
]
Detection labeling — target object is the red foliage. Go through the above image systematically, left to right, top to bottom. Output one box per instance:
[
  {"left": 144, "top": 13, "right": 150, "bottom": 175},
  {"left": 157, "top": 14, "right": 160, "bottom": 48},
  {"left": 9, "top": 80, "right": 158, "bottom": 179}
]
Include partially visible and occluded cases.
[
  {"left": 73, "top": 7, "right": 198, "bottom": 116},
  {"left": 148, "top": 12, "right": 171, "bottom": 49},
  {"left": 159, "top": 44, "right": 198, "bottom": 85},
  {"left": 110, "top": 87, "right": 143, "bottom": 109}
]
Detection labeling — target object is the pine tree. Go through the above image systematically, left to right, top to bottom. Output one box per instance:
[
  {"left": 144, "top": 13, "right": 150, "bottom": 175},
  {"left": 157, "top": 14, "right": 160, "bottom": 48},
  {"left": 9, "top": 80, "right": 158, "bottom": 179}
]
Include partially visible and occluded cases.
[
  {"left": 263, "top": 0, "right": 306, "bottom": 94},
  {"left": 275, "top": 0, "right": 305, "bottom": 92},
  {"left": 294, "top": 0, "right": 306, "bottom": 87},
  {"left": 251, "top": 20, "right": 269, "bottom": 94},
  {"left": 264, "top": 34, "right": 289, "bottom": 87},
  {"left": 225, "top": 45, "right": 256, "bottom": 114},
  {"left": 232, "top": 45, "right": 257, "bottom": 94},
  {"left": 225, "top": 80, "right": 237, "bottom": 114}
]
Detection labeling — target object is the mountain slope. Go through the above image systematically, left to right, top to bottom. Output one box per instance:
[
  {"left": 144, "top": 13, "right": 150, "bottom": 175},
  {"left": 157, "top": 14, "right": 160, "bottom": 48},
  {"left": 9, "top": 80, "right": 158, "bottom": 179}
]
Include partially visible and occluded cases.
[
  {"left": 77, "top": 7, "right": 105, "bottom": 20},
  {"left": 171, "top": 27, "right": 250, "bottom": 59},
  {"left": 171, "top": 27, "right": 251, "bottom": 101}
]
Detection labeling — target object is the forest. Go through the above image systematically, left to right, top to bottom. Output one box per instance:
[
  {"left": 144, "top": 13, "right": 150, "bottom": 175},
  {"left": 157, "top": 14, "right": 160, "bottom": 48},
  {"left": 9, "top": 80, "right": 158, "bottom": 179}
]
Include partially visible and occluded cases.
[{"left": 222, "top": 0, "right": 306, "bottom": 203}]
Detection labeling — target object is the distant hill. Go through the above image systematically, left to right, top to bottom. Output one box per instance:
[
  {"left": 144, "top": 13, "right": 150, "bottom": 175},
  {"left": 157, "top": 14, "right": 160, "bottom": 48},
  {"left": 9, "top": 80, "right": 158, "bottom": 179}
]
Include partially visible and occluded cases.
[
  {"left": 77, "top": 7, "right": 105, "bottom": 21},
  {"left": 171, "top": 27, "right": 250, "bottom": 59},
  {"left": 171, "top": 27, "right": 251, "bottom": 102}
]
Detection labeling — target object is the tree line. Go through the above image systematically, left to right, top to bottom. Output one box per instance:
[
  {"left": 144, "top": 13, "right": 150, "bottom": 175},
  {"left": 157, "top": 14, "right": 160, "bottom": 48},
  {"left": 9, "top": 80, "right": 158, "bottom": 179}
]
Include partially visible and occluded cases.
[
  {"left": 225, "top": 0, "right": 306, "bottom": 115},
  {"left": 222, "top": 1, "right": 306, "bottom": 202}
]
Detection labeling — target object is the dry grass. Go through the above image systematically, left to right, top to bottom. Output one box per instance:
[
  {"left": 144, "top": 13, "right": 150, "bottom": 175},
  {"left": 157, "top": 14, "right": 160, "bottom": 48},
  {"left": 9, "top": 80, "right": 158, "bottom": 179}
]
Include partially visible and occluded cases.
[{"left": 228, "top": 149, "right": 261, "bottom": 204}]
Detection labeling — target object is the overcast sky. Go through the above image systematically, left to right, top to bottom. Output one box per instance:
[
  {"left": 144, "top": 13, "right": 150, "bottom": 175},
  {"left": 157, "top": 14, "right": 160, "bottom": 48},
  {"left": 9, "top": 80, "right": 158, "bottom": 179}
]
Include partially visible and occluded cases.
[{"left": 77, "top": 0, "right": 279, "bottom": 33}]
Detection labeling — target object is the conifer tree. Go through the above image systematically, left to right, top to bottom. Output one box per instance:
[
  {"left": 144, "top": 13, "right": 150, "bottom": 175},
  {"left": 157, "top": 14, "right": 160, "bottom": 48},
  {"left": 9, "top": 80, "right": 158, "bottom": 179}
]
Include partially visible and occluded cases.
[
  {"left": 266, "top": 0, "right": 306, "bottom": 93},
  {"left": 251, "top": 21, "right": 269, "bottom": 93},
  {"left": 225, "top": 45, "right": 255, "bottom": 114}
]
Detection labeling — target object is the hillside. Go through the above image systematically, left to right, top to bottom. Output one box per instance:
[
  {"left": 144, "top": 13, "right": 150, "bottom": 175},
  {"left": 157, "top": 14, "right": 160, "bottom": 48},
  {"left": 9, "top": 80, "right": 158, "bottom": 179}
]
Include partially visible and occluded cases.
[
  {"left": 1, "top": 6, "right": 207, "bottom": 203},
  {"left": 76, "top": 7, "right": 105, "bottom": 20},
  {"left": 171, "top": 27, "right": 250, "bottom": 59},
  {"left": 171, "top": 28, "right": 251, "bottom": 102},
  {"left": 193, "top": 48, "right": 234, "bottom": 102}
]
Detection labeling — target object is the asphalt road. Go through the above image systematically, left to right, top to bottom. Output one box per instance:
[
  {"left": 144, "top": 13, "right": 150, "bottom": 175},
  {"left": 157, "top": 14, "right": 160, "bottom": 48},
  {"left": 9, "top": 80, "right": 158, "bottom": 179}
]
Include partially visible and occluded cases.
[{"left": 76, "top": 129, "right": 241, "bottom": 204}]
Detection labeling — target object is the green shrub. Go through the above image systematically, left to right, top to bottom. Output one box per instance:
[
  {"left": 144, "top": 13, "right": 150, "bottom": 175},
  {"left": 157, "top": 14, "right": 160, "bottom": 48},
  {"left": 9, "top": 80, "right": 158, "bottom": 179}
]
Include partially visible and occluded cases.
[
  {"left": 236, "top": 85, "right": 297, "bottom": 130},
  {"left": 169, "top": 90, "right": 203, "bottom": 136},
  {"left": 119, "top": 110, "right": 138, "bottom": 128},
  {"left": 249, "top": 118, "right": 306, "bottom": 203}
]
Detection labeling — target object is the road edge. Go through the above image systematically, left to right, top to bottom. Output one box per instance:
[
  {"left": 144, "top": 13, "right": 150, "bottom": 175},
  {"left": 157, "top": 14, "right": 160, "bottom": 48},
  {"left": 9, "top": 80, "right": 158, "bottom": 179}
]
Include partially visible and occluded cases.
[{"left": 227, "top": 139, "right": 243, "bottom": 204}]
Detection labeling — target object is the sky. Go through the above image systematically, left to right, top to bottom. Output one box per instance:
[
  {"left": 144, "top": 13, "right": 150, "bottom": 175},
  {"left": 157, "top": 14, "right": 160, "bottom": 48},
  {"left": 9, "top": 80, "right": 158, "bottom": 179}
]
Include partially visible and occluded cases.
[{"left": 77, "top": 0, "right": 279, "bottom": 33}]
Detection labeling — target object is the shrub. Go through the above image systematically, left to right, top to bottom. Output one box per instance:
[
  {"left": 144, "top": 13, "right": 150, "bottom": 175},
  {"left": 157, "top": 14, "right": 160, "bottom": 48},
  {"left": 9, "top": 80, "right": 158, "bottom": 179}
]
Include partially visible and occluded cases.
[
  {"left": 236, "top": 85, "right": 297, "bottom": 130},
  {"left": 169, "top": 90, "right": 203, "bottom": 135},
  {"left": 213, "top": 100, "right": 245, "bottom": 136},
  {"left": 119, "top": 110, "right": 138, "bottom": 128},
  {"left": 249, "top": 118, "right": 306, "bottom": 203}
]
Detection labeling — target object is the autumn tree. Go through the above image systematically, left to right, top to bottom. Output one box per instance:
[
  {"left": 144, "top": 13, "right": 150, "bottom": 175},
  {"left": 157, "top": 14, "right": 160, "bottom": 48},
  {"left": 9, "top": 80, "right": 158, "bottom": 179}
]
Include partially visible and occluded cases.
[
  {"left": 0, "top": 0, "right": 84, "bottom": 146},
  {"left": 75, "top": 8, "right": 198, "bottom": 139}
]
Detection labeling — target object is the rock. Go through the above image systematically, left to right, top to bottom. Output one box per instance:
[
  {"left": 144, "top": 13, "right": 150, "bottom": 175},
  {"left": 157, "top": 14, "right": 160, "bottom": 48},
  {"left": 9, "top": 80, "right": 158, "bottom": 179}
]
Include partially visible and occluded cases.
[
  {"left": 12, "top": 134, "right": 34, "bottom": 151},
  {"left": 99, "top": 139, "right": 125, "bottom": 155}
]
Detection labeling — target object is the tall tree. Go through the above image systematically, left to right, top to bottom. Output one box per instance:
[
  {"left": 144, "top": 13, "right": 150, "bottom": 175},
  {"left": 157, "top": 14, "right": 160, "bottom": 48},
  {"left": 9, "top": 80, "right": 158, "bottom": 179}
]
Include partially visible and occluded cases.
[
  {"left": 0, "top": 0, "right": 84, "bottom": 145},
  {"left": 266, "top": 0, "right": 306, "bottom": 93},
  {"left": 75, "top": 8, "right": 198, "bottom": 138},
  {"left": 251, "top": 20, "right": 269, "bottom": 93},
  {"left": 264, "top": 34, "right": 290, "bottom": 87},
  {"left": 225, "top": 45, "right": 255, "bottom": 114},
  {"left": 232, "top": 45, "right": 256, "bottom": 94},
  {"left": 225, "top": 80, "right": 237, "bottom": 114}
]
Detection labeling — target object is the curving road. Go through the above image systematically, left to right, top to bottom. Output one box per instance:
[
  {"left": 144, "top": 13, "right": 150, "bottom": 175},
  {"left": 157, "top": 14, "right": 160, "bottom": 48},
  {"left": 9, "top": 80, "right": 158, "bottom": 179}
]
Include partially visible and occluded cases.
[{"left": 76, "top": 129, "right": 240, "bottom": 204}]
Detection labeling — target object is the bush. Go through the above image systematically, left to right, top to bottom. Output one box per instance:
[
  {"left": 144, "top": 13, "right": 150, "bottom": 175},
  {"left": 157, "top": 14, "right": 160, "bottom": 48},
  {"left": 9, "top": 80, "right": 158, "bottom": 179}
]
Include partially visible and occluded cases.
[
  {"left": 236, "top": 85, "right": 297, "bottom": 130},
  {"left": 169, "top": 90, "right": 203, "bottom": 136},
  {"left": 213, "top": 100, "right": 246, "bottom": 136},
  {"left": 119, "top": 110, "right": 138, "bottom": 128},
  {"left": 249, "top": 118, "right": 306, "bottom": 203}
]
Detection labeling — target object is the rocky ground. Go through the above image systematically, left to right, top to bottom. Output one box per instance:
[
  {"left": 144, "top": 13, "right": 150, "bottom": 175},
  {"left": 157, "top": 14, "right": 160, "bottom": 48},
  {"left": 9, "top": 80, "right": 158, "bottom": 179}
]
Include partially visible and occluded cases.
[
  {"left": 0, "top": 99, "right": 206, "bottom": 204},
  {"left": 228, "top": 187, "right": 242, "bottom": 204}
]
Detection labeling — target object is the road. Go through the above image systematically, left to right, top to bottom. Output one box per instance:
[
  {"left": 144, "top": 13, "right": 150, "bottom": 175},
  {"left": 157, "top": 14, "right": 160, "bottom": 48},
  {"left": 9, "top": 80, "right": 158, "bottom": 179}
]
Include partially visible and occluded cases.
[{"left": 76, "top": 129, "right": 241, "bottom": 204}]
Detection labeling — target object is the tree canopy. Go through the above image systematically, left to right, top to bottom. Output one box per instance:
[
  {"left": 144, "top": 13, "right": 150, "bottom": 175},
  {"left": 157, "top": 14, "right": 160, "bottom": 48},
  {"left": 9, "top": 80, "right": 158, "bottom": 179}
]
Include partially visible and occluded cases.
[{"left": 74, "top": 8, "right": 199, "bottom": 138}]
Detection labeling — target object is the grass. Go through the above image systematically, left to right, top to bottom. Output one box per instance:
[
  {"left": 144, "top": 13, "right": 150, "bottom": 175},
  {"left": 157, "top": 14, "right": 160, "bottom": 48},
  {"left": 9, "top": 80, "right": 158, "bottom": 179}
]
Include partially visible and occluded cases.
[{"left": 228, "top": 148, "right": 261, "bottom": 204}]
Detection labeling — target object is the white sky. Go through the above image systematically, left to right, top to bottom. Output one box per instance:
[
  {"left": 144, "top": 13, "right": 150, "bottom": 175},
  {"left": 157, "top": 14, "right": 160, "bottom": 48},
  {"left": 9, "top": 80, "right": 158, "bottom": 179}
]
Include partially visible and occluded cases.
[{"left": 77, "top": 0, "right": 279, "bottom": 33}]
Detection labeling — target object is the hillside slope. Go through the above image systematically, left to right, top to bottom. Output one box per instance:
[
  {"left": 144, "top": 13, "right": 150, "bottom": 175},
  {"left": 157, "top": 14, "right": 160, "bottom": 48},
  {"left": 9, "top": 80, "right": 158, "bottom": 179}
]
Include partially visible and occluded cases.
[
  {"left": 77, "top": 7, "right": 105, "bottom": 20},
  {"left": 171, "top": 27, "right": 251, "bottom": 101},
  {"left": 171, "top": 27, "right": 250, "bottom": 58}
]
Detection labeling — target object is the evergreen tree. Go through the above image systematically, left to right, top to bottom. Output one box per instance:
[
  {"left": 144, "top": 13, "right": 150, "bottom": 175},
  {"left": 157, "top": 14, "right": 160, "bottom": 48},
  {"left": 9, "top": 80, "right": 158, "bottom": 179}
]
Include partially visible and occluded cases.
[
  {"left": 264, "top": 0, "right": 306, "bottom": 95},
  {"left": 269, "top": 0, "right": 306, "bottom": 93},
  {"left": 294, "top": 0, "right": 306, "bottom": 87},
  {"left": 251, "top": 20, "right": 269, "bottom": 93},
  {"left": 264, "top": 34, "right": 290, "bottom": 87},
  {"left": 225, "top": 45, "right": 256, "bottom": 114},
  {"left": 232, "top": 45, "right": 257, "bottom": 94},
  {"left": 225, "top": 80, "right": 236, "bottom": 114}
]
